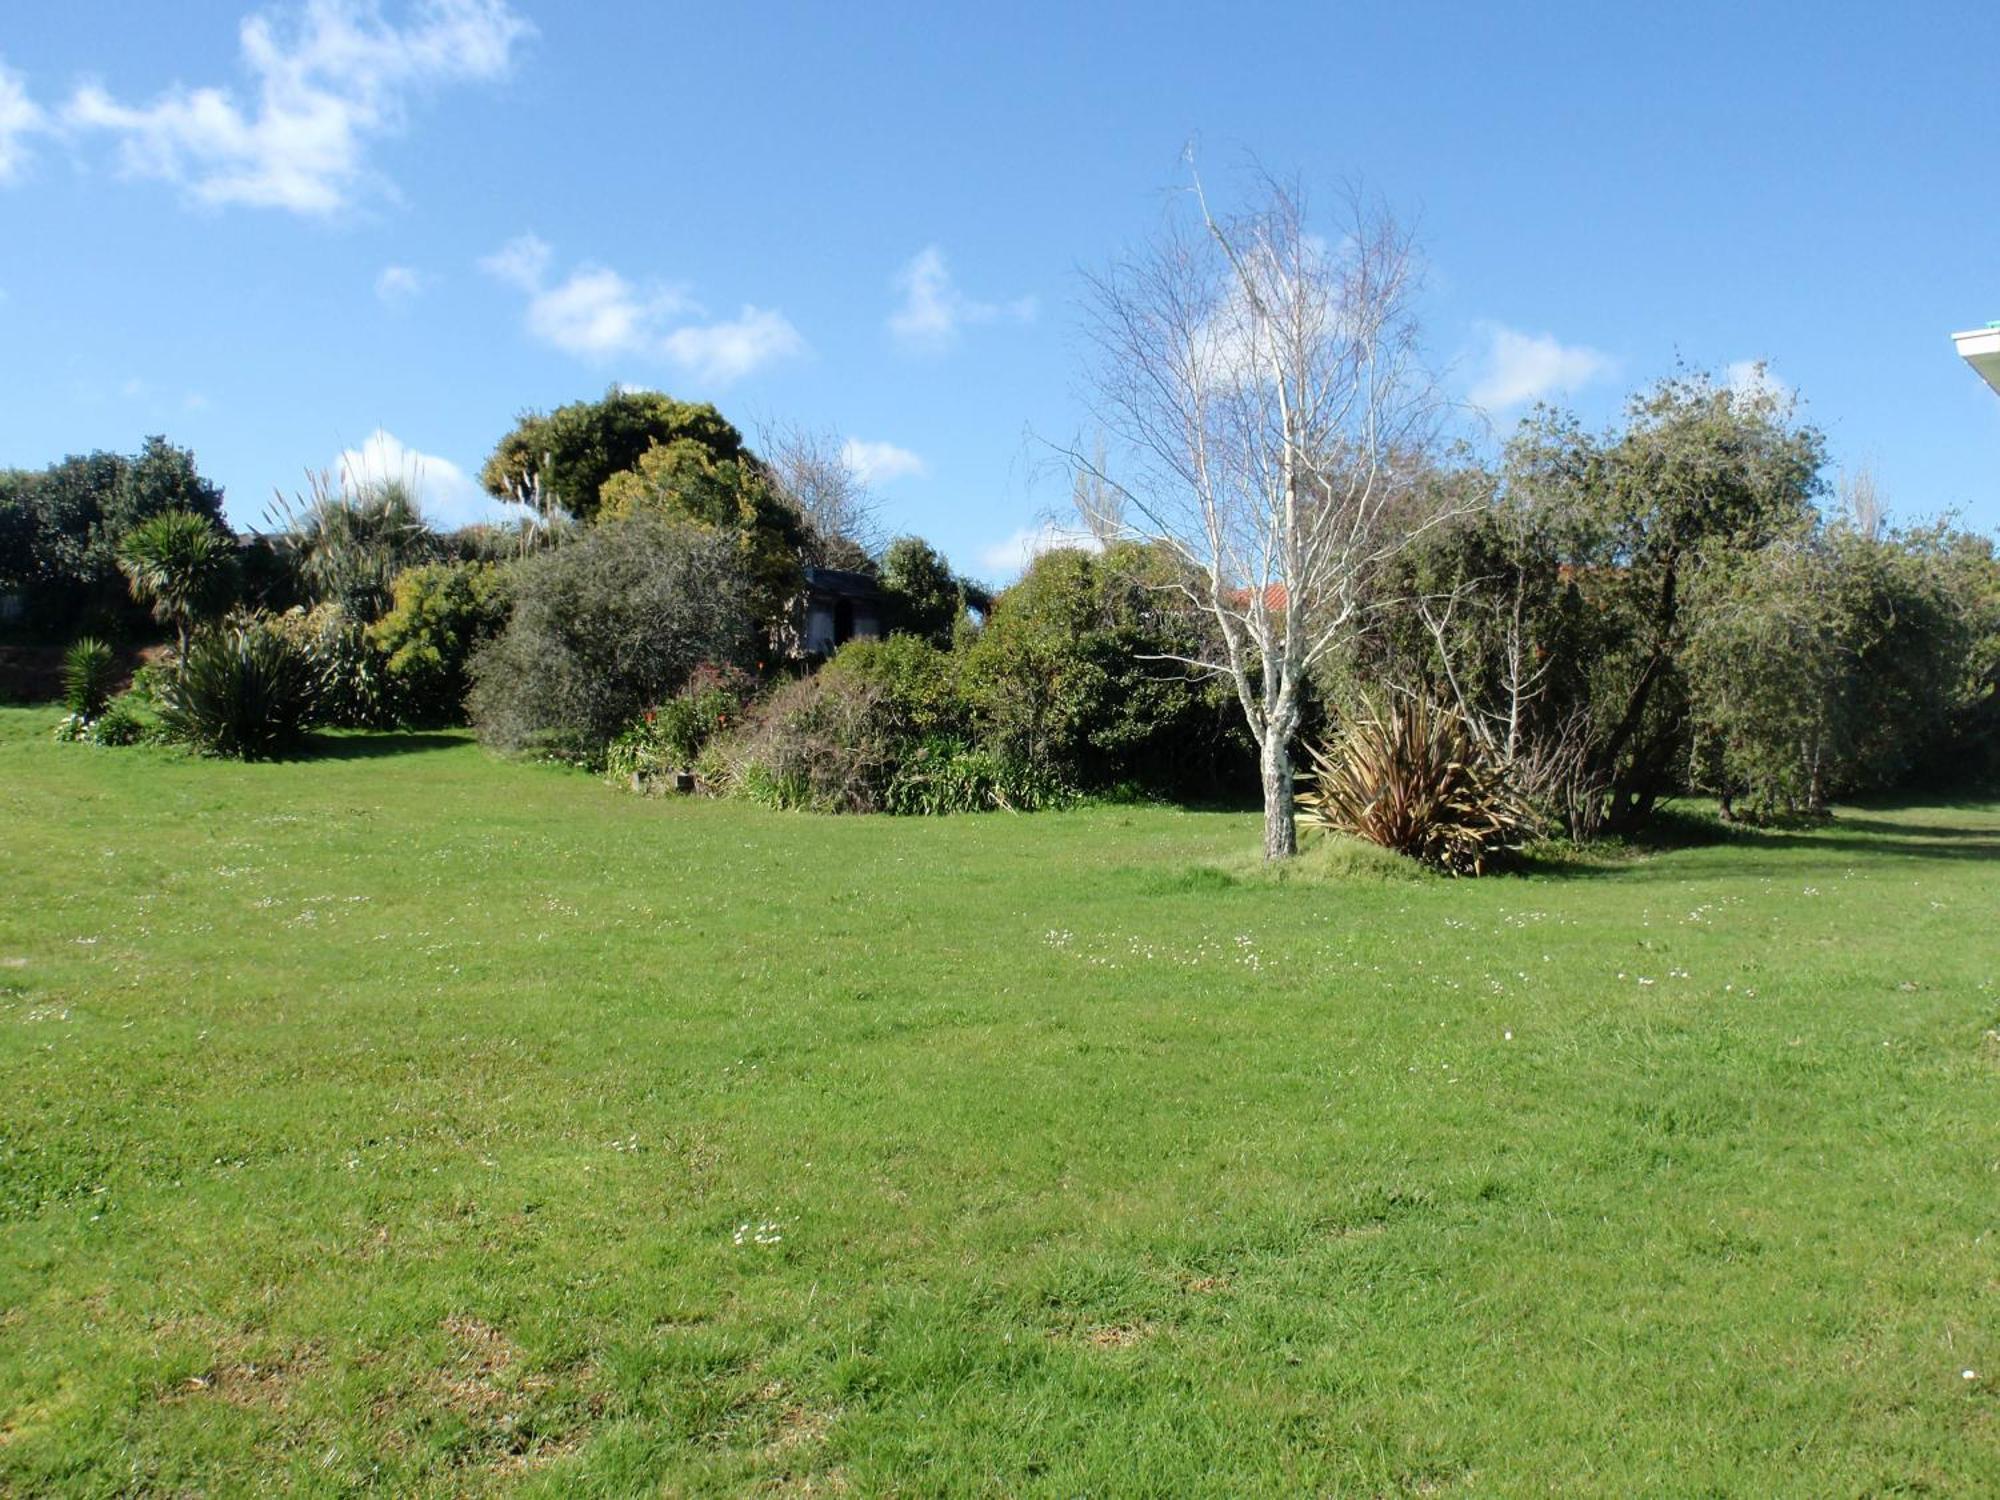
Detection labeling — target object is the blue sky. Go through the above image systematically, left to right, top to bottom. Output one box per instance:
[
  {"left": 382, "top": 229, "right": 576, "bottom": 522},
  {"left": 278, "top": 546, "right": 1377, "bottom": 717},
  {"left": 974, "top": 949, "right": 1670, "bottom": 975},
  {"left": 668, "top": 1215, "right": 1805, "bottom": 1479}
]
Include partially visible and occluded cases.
[{"left": 2, "top": 0, "right": 1996, "bottom": 578}]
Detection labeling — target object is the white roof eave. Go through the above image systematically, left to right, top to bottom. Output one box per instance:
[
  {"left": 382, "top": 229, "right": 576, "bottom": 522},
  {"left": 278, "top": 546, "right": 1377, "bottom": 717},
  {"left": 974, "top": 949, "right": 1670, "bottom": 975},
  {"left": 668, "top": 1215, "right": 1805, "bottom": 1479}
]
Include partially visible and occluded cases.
[{"left": 1953, "top": 326, "right": 2000, "bottom": 396}]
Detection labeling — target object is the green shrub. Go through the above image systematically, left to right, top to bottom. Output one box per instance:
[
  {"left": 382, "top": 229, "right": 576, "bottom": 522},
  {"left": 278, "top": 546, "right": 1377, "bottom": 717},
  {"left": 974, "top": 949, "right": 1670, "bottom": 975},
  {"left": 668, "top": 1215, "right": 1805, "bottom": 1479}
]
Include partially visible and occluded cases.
[
  {"left": 468, "top": 515, "right": 756, "bottom": 761},
  {"left": 963, "top": 544, "right": 1251, "bottom": 798},
  {"left": 369, "top": 561, "right": 514, "bottom": 726},
  {"left": 271, "top": 604, "right": 392, "bottom": 728},
  {"left": 157, "top": 620, "right": 320, "bottom": 759},
  {"left": 820, "top": 634, "right": 968, "bottom": 737},
  {"left": 63, "top": 636, "right": 117, "bottom": 719},
  {"left": 606, "top": 664, "right": 755, "bottom": 788},
  {"left": 708, "top": 672, "right": 902, "bottom": 812},
  {"left": 85, "top": 696, "right": 153, "bottom": 746},
  {"left": 1298, "top": 697, "right": 1532, "bottom": 876},
  {"left": 884, "top": 737, "right": 1072, "bottom": 814}
]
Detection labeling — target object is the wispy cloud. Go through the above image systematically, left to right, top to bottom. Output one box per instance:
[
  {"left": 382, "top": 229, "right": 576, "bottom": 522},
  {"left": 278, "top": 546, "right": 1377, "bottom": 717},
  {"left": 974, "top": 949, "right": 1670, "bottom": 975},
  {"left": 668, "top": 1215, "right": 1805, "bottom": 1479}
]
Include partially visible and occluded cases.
[
  {"left": 62, "top": 0, "right": 533, "bottom": 215},
  {"left": 0, "top": 56, "right": 44, "bottom": 184},
  {"left": 480, "top": 234, "right": 805, "bottom": 383},
  {"left": 888, "top": 245, "right": 1035, "bottom": 352},
  {"left": 374, "top": 264, "right": 427, "bottom": 304},
  {"left": 1466, "top": 322, "right": 1615, "bottom": 411},
  {"left": 335, "top": 427, "right": 498, "bottom": 528},
  {"left": 840, "top": 438, "right": 926, "bottom": 485},
  {"left": 978, "top": 519, "right": 1100, "bottom": 579}
]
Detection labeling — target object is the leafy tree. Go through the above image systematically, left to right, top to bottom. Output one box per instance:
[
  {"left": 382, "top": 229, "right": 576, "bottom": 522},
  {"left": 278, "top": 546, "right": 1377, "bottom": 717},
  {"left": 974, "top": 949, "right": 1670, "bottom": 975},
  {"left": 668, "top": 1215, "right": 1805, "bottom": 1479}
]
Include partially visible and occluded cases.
[
  {"left": 1504, "top": 369, "right": 1826, "bottom": 831},
  {"left": 480, "top": 388, "right": 755, "bottom": 523},
  {"left": 111, "top": 436, "right": 227, "bottom": 538},
  {"left": 0, "top": 438, "right": 227, "bottom": 633},
  {"left": 597, "top": 439, "right": 806, "bottom": 628},
  {"left": 271, "top": 474, "right": 437, "bottom": 622},
  {"left": 116, "top": 509, "right": 238, "bottom": 661},
  {"left": 467, "top": 515, "right": 756, "bottom": 759},
  {"left": 1684, "top": 522, "right": 1977, "bottom": 817},
  {"left": 1682, "top": 530, "right": 1850, "bottom": 818},
  {"left": 879, "top": 537, "right": 969, "bottom": 648},
  {"left": 963, "top": 543, "right": 1249, "bottom": 797},
  {"left": 369, "top": 561, "right": 515, "bottom": 725}
]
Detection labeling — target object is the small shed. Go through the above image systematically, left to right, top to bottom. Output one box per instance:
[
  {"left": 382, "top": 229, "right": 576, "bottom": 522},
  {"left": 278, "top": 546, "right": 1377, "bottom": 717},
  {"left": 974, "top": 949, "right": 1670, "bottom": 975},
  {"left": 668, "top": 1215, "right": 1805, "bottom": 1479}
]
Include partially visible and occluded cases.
[{"left": 796, "top": 566, "right": 886, "bottom": 658}]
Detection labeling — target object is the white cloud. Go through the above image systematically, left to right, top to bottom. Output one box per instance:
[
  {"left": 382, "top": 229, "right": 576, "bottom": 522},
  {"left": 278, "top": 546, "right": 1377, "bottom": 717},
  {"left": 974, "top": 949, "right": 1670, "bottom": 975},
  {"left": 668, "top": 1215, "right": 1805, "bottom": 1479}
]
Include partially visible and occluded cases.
[
  {"left": 63, "top": 0, "right": 532, "bottom": 215},
  {"left": 0, "top": 57, "right": 44, "bottom": 184},
  {"left": 477, "top": 231, "right": 549, "bottom": 290},
  {"left": 481, "top": 235, "right": 804, "bottom": 383},
  {"left": 888, "top": 245, "right": 1036, "bottom": 351},
  {"left": 374, "top": 263, "right": 426, "bottom": 303},
  {"left": 526, "top": 264, "right": 689, "bottom": 360},
  {"left": 659, "top": 307, "right": 806, "bottom": 384},
  {"left": 1467, "top": 322, "right": 1615, "bottom": 411},
  {"left": 1726, "top": 359, "right": 1792, "bottom": 406},
  {"left": 335, "top": 427, "right": 502, "bottom": 528},
  {"left": 840, "top": 437, "right": 926, "bottom": 485},
  {"left": 977, "top": 519, "right": 1101, "bottom": 579}
]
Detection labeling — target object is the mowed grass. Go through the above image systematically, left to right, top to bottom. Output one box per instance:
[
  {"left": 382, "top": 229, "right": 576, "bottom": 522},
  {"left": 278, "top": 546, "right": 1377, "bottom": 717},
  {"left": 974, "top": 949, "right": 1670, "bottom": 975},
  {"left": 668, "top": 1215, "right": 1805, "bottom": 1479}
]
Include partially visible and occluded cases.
[{"left": 0, "top": 707, "right": 1995, "bottom": 1497}]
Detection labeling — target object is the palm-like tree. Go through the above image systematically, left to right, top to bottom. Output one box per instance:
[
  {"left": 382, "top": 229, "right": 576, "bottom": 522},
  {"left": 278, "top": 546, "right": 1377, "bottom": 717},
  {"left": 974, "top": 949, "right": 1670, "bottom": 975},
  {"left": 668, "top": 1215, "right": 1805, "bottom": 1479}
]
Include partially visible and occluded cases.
[
  {"left": 268, "top": 472, "right": 437, "bottom": 620},
  {"left": 117, "top": 509, "right": 238, "bottom": 662}
]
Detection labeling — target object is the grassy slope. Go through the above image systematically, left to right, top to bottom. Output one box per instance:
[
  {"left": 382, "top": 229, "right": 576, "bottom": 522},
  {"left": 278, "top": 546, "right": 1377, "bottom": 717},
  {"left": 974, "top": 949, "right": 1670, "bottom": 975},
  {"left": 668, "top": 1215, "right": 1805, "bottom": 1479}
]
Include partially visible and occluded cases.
[{"left": 0, "top": 707, "right": 1993, "bottom": 1496}]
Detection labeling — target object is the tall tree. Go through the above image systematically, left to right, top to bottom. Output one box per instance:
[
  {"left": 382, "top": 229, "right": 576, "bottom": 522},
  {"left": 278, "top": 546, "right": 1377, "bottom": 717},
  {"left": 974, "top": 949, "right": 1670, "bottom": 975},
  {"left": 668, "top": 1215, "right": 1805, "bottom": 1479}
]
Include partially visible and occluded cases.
[
  {"left": 1077, "top": 171, "right": 1440, "bottom": 858},
  {"left": 1505, "top": 370, "right": 1825, "bottom": 830},
  {"left": 480, "top": 388, "right": 754, "bottom": 523},
  {"left": 116, "top": 509, "right": 238, "bottom": 661},
  {"left": 879, "top": 536, "right": 968, "bottom": 648}
]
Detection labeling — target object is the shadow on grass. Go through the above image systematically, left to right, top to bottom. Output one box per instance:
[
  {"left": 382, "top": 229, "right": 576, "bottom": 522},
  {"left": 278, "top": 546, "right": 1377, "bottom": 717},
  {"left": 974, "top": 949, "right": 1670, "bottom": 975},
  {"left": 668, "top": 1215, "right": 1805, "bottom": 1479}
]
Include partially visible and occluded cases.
[
  {"left": 304, "top": 730, "right": 470, "bottom": 761},
  {"left": 1514, "top": 800, "right": 2000, "bottom": 881}
]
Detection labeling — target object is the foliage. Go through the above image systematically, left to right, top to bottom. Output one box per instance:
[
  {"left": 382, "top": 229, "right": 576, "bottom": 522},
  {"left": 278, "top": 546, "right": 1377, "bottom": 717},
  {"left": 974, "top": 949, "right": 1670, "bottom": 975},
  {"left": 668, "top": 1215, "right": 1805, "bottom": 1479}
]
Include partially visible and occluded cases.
[
  {"left": 1500, "top": 370, "right": 1827, "bottom": 832},
  {"left": 480, "top": 388, "right": 759, "bottom": 523},
  {"left": 0, "top": 437, "right": 226, "bottom": 633},
  {"left": 597, "top": 437, "right": 806, "bottom": 626},
  {"left": 269, "top": 473, "right": 437, "bottom": 622},
  {"left": 116, "top": 509, "right": 238, "bottom": 658},
  {"left": 467, "top": 515, "right": 756, "bottom": 760},
  {"left": 1685, "top": 523, "right": 1980, "bottom": 818},
  {"left": 879, "top": 536, "right": 969, "bottom": 648},
  {"left": 963, "top": 544, "right": 1250, "bottom": 798},
  {"left": 367, "top": 562, "right": 515, "bottom": 726},
  {"left": 270, "top": 604, "right": 394, "bottom": 729},
  {"left": 156, "top": 619, "right": 320, "bottom": 758},
  {"left": 818, "top": 634, "right": 969, "bottom": 738},
  {"left": 62, "top": 637, "right": 117, "bottom": 719},
  {"left": 605, "top": 664, "right": 756, "bottom": 786},
  {"left": 706, "top": 671, "right": 905, "bottom": 812},
  {"left": 83, "top": 695, "right": 155, "bottom": 746},
  {"left": 1298, "top": 696, "right": 1533, "bottom": 875},
  {"left": 883, "top": 737, "right": 1072, "bottom": 814}
]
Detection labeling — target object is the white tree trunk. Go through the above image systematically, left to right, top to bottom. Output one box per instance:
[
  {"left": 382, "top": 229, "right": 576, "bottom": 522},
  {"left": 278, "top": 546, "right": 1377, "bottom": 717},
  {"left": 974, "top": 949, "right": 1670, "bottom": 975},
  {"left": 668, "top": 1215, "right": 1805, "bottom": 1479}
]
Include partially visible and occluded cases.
[{"left": 1259, "top": 732, "right": 1297, "bottom": 860}]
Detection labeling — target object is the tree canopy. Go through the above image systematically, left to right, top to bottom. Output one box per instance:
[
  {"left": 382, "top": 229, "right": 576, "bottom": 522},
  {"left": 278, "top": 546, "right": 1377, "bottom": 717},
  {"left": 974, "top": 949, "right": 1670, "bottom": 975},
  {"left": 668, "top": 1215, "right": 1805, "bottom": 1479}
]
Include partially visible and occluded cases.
[{"left": 480, "top": 389, "right": 757, "bottom": 523}]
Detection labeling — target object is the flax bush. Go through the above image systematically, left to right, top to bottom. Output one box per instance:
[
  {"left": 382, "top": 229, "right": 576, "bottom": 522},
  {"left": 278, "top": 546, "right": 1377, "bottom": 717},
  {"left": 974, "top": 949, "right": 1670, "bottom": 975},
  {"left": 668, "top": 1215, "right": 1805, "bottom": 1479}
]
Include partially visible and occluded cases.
[{"left": 1298, "top": 697, "right": 1532, "bottom": 875}]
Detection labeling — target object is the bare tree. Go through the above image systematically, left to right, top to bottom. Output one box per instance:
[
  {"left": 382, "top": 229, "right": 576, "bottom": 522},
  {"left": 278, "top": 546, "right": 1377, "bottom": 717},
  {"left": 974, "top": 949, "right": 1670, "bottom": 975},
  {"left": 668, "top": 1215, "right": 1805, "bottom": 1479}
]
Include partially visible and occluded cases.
[
  {"left": 1077, "top": 169, "right": 1442, "bottom": 858},
  {"left": 759, "top": 422, "right": 883, "bottom": 568},
  {"left": 1839, "top": 463, "right": 1886, "bottom": 541}
]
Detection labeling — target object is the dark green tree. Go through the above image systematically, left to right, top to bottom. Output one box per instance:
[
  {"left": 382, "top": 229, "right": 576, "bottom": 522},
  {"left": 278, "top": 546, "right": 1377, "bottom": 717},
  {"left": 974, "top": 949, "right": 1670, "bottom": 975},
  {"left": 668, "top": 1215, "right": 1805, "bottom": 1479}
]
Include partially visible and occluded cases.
[
  {"left": 1505, "top": 369, "right": 1826, "bottom": 831},
  {"left": 480, "top": 388, "right": 755, "bottom": 523},
  {"left": 116, "top": 509, "right": 239, "bottom": 661},
  {"left": 879, "top": 537, "right": 969, "bottom": 648}
]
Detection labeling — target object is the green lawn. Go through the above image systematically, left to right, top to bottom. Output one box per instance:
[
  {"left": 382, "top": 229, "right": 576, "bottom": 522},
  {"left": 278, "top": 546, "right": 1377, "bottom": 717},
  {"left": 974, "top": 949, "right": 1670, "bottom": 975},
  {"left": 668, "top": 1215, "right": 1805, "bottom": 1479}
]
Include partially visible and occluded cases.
[{"left": 1, "top": 707, "right": 1994, "bottom": 1496}]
